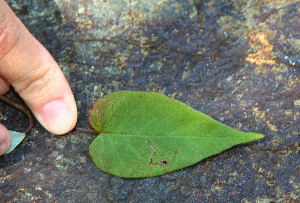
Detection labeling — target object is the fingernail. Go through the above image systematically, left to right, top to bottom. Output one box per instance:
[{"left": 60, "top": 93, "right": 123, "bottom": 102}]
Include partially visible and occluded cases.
[
  {"left": 41, "top": 100, "right": 75, "bottom": 135},
  {"left": 0, "top": 139, "right": 10, "bottom": 156}
]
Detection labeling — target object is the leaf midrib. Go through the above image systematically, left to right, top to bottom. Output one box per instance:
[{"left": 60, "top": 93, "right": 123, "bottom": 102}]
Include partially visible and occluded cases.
[{"left": 99, "top": 132, "right": 257, "bottom": 138}]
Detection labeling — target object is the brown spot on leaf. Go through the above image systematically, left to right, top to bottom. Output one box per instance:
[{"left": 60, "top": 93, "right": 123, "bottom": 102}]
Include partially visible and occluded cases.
[
  {"left": 174, "top": 150, "right": 178, "bottom": 159},
  {"left": 161, "top": 160, "right": 168, "bottom": 166}
]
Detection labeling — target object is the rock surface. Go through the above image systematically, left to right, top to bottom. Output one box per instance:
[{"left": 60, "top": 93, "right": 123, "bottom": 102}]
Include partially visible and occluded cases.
[{"left": 1, "top": 0, "right": 300, "bottom": 202}]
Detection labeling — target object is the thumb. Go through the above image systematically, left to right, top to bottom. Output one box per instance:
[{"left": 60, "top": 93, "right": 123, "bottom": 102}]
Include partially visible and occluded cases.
[
  {"left": 0, "top": 1, "right": 77, "bottom": 135},
  {"left": 0, "top": 123, "right": 11, "bottom": 156}
]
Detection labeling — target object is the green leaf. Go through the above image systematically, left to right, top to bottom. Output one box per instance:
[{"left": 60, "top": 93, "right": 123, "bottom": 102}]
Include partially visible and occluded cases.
[
  {"left": 89, "top": 91, "right": 264, "bottom": 178},
  {"left": 5, "top": 131, "right": 26, "bottom": 154}
]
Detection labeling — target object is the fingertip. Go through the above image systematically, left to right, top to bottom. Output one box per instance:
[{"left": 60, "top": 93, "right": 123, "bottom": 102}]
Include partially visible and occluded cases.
[
  {"left": 0, "top": 75, "right": 10, "bottom": 95},
  {"left": 37, "top": 98, "right": 77, "bottom": 135},
  {"left": 0, "top": 123, "right": 11, "bottom": 156}
]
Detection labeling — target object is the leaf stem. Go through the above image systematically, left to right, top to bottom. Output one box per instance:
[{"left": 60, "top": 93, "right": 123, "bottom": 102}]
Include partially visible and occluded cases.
[
  {"left": 0, "top": 95, "right": 33, "bottom": 134},
  {"left": 0, "top": 95, "right": 99, "bottom": 135},
  {"left": 75, "top": 127, "right": 100, "bottom": 134}
]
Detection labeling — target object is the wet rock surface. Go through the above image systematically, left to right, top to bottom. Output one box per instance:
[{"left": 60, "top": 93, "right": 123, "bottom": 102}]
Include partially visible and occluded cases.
[{"left": 1, "top": 0, "right": 300, "bottom": 202}]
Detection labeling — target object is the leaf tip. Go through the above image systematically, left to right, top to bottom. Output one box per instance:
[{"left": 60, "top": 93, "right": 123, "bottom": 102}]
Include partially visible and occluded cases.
[
  {"left": 5, "top": 131, "right": 26, "bottom": 154},
  {"left": 249, "top": 132, "right": 264, "bottom": 141},
  {"left": 256, "top": 133, "right": 264, "bottom": 140}
]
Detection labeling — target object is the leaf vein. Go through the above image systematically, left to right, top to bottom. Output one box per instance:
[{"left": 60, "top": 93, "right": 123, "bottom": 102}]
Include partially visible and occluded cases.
[
  {"left": 103, "top": 93, "right": 130, "bottom": 131},
  {"left": 115, "top": 94, "right": 154, "bottom": 132},
  {"left": 137, "top": 107, "right": 169, "bottom": 133},
  {"left": 167, "top": 119, "right": 210, "bottom": 136},
  {"left": 104, "top": 133, "right": 250, "bottom": 138},
  {"left": 107, "top": 135, "right": 128, "bottom": 168},
  {"left": 124, "top": 135, "right": 145, "bottom": 161}
]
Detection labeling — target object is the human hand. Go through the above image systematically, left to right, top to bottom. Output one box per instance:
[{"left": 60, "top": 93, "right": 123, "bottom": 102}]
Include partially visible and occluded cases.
[{"left": 0, "top": 0, "right": 77, "bottom": 155}]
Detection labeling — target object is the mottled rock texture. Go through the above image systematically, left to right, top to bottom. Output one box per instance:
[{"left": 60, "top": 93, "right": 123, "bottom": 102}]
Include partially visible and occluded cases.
[{"left": 1, "top": 0, "right": 300, "bottom": 202}]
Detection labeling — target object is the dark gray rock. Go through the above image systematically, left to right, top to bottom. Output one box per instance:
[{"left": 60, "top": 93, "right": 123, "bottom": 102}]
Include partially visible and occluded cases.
[{"left": 1, "top": 0, "right": 300, "bottom": 202}]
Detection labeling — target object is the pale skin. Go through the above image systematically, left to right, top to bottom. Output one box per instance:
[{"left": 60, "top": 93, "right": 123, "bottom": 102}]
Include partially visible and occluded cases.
[{"left": 0, "top": 0, "right": 78, "bottom": 156}]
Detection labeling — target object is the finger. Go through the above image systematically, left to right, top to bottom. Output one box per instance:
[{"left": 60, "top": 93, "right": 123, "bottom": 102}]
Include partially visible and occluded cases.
[
  {"left": 0, "top": 1, "right": 77, "bottom": 135},
  {"left": 0, "top": 74, "right": 10, "bottom": 95},
  {"left": 0, "top": 123, "right": 11, "bottom": 156}
]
